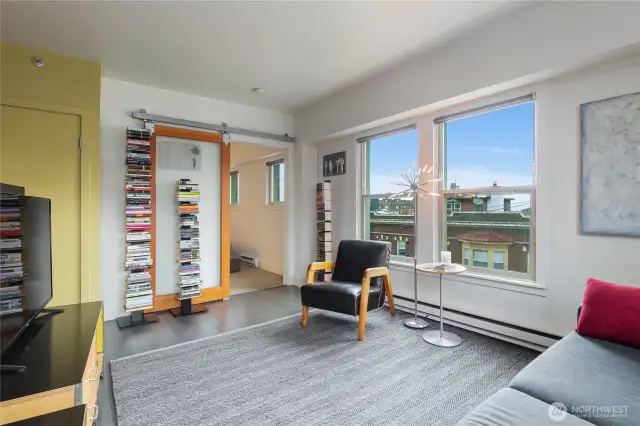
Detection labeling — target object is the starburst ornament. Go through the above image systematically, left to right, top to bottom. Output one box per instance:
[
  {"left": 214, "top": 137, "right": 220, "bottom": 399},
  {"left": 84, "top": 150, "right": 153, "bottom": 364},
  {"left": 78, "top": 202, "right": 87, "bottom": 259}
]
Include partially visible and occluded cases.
[
  {"left": 388, "top": 164, "right": 441, "bottom": 330},
  {"left": 389, "top": 164, "right": 441, "bottom": 199}
]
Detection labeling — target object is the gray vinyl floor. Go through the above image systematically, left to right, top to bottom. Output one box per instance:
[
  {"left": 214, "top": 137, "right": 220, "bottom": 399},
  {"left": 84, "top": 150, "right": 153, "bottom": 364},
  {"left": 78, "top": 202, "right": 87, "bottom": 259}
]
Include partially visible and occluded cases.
[
  {"left": 230, "top": 265, "right": 284, "bottom": 295},
  {"left": 97, "top": 286, "right": 302, "bottom": 426}
]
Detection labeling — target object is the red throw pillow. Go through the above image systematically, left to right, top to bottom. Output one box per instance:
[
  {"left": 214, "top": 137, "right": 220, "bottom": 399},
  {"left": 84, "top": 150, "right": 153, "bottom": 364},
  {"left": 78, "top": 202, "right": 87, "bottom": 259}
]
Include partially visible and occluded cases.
[{"left": 576, "top": 278, "right": 640, "bottom": 348}]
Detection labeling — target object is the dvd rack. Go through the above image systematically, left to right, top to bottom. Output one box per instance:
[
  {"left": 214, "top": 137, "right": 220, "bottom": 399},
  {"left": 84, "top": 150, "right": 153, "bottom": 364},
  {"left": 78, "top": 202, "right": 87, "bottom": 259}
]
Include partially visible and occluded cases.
[
  {"left": 117, "top": 126, "right": 158, "bottom": 328},
  {"left": 170, "top": 179, "right": 207, "bottom": 317},
  {"left": 316, "top": 181, "right": 332, "bottom": 282},
  {"left": 0, "top": 194, "right": 25, "bottom": 316}
]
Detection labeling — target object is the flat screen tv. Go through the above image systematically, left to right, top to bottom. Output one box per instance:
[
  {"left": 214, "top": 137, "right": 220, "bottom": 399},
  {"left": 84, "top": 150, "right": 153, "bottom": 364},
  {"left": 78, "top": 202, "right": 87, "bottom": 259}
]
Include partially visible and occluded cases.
[{"left": 0, "top": 194, "right": 53, "bottom": 355}]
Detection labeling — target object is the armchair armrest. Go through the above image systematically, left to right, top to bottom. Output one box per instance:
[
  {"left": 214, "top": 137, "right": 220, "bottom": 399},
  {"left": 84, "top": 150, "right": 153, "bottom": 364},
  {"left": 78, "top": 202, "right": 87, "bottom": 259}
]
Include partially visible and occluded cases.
[
  {"left": 305, "top": 261, "right": 335, "bottom": 284},
  {"left": 363, "top": 267, "right": 389, "bottom": 279}
]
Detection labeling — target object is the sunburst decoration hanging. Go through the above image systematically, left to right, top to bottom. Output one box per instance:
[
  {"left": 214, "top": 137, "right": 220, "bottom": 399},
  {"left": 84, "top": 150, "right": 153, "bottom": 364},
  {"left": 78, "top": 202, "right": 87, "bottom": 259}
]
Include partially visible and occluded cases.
[{"left": 389, "top": 163, "right": 441, "bottom": 199}]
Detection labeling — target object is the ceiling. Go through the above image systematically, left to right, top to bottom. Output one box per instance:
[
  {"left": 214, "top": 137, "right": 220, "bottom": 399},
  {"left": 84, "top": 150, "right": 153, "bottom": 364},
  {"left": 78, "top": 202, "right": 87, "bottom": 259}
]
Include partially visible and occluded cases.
[{"left": 1, "top": 1, "right": 520, "bottom": 112}]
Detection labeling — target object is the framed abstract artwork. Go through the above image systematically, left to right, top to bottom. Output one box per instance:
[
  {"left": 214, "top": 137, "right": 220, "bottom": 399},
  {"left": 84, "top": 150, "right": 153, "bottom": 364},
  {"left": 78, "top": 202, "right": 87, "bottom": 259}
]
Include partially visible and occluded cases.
[{"left": 580, "top": 92, "right": 640, "bottom": 236}]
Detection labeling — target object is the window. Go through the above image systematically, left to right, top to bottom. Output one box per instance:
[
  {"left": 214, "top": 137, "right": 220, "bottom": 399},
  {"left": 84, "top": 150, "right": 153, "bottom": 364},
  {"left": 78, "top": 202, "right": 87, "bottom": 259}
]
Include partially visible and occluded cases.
[
  {"left": 439, "top": 96, "right": 535, "bottom": 278},
  {"left": 360, "top": 126, "right": 418, "bottom": 260},
  {"left": 267, "top": 160, "right": 285, "bottom": 204},
  {"left": 230, "top": 171, "right": 239, "bottom": 205},
  {"left": 447, "top": 200, "right": 461, "bottom": 215},
  {"left": 397, "top": 241, "right": 407, "bottom": 256},
  {"left": 472, "top": 250, "right": 489, "bottom": 267},
  {"left": 493, "top": 251, "right": 505, "bottom": 270}
]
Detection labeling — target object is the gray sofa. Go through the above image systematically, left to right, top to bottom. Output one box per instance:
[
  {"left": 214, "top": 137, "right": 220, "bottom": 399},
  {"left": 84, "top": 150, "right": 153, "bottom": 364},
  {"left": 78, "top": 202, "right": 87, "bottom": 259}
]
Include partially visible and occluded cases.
[{"left": 458, "top": 323, "right": 640, "bottom": 425}]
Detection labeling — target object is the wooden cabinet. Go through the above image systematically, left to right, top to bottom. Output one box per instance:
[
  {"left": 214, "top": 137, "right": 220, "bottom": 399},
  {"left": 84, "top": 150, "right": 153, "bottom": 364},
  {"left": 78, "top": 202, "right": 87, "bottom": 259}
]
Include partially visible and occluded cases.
[{"left": 0, "top": 302, "right": 103, "bottom": 425}]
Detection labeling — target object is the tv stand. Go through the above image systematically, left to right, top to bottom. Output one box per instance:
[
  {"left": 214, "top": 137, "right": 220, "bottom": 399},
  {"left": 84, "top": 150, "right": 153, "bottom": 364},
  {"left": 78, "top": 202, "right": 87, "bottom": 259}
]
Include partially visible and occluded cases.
[
  {"left": 0, "top": 302, "right": 103, "bottom": 424},
  {"left": 35, "top": 307, "right": 65, "bottom": 319},
  {"left": 0, "top": 309, "right": 65, "bottom": 375},
  {"left": 0, "top": 365, "right": 26, "bottom": 373}
]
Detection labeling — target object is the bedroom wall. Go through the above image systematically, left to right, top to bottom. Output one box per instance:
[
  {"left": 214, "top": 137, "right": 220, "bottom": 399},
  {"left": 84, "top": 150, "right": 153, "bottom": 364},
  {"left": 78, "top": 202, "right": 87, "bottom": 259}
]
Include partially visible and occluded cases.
[
  {"left": 100, "top": 77, "right": 294, "bottom": 320},
  {"left": 230, "top": 146, "right": 286, "bottom": 275}
]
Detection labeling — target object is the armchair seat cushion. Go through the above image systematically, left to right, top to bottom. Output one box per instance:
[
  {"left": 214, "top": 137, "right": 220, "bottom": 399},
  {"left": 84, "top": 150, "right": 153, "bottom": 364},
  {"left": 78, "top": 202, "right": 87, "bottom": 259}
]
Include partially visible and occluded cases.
[{"left": 301, "top": 281, "right": 384, "bottom": 316}]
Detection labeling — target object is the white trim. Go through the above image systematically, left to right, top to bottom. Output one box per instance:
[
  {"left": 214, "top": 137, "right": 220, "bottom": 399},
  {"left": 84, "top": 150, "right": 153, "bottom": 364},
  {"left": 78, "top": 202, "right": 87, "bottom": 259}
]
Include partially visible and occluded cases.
[
  {"left": 389, "top": 260, "right": 546, "bottom": 295},
  {"left": 392, "top": 301, "right": 551, "bottom": 351}
]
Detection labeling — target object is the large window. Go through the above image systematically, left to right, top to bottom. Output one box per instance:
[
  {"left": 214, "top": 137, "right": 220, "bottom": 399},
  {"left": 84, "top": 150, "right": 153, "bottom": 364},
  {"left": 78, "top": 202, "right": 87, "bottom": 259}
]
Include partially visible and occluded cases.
[
  {"left": 439, "top": 96, "right": 535, "bottom": 278},
  {"left": 361, "top": 126, "right": 418, "bottom": 260},
  {"left": 267, "top": 160, "right": 285, "bottom": 204},
  {"left": 230, "top": 171, "right": 239, "bottom": 205}
]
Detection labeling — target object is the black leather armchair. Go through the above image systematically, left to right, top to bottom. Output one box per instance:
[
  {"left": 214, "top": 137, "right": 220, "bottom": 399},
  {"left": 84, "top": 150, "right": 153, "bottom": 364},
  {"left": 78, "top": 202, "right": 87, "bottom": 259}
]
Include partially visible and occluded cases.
[{"left": 300, "top": 240, "right": 396, "bottom": 341}]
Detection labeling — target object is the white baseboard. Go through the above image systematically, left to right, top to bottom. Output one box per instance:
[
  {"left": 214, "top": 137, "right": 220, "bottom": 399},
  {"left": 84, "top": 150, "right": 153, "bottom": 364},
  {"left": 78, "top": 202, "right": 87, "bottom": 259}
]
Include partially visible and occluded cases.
[{"left": 393, "top": 299, "right": 555, "bottom": 352}]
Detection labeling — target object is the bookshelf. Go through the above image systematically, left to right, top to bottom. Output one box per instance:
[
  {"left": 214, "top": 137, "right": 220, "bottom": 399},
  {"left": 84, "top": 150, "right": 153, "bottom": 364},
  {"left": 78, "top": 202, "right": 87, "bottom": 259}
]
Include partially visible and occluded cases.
[
  {"left": 117, "top": 126, "right": 158, "bottom": 328},
  {"left": 170, "top": 179, "right": 208, "bottom": 317},
  {"left": 316, "top": 181, "right": 332, "bottom": 282},
  {"left": 0, "top": 193, "right": 24, "bottom": 316}
]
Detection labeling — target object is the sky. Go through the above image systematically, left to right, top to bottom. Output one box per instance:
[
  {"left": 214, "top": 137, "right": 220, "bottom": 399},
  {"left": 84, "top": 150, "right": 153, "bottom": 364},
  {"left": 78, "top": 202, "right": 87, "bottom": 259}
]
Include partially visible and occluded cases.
[{"left": 368, "top": 102, "right": 534, "bottom": 209}]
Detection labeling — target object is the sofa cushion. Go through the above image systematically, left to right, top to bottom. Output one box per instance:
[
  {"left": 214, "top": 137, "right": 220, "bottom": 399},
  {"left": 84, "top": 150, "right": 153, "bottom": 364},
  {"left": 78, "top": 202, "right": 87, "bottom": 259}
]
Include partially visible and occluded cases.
[
  {"left": 577, "top": 278, "right": 640, "bottom": 348},
  {"left": 300, "top": 281, "right": 383, "bottom": 316},
  {"left": 509, "top": 332, "right": 640, "bottom": 426},
  {"left": 457, "top": 388, "right": 593, "bottom": 426}
]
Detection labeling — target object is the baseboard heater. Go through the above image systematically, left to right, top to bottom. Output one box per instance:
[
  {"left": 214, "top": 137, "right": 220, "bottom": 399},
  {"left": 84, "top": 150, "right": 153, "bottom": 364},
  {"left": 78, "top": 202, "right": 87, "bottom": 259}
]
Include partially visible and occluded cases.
[
  {"left": 240, "top": 255, "right": 259, "bottom": 268},
  {"left": 391, "top": 295, "right": 561, "bottom": 352}
]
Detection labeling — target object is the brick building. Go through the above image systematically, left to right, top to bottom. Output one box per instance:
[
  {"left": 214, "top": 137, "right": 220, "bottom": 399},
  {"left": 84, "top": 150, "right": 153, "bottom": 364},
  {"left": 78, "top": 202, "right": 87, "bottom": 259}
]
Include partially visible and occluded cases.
[{"left": 369, "top": 194, "right": 531, "bottom": 273}]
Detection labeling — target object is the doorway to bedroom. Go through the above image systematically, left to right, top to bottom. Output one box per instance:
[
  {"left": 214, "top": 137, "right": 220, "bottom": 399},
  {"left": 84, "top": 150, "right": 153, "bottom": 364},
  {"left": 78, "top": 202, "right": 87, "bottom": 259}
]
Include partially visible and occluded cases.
[{"left": 229, "top": 142, "right": 285, "bottom": 295}]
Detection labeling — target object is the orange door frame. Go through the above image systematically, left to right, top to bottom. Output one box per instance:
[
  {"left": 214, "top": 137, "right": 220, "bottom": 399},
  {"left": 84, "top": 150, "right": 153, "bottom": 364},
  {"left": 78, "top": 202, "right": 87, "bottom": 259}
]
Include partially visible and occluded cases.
[{"left": 145, "top": 125, "right": 231, "bottom": 313}]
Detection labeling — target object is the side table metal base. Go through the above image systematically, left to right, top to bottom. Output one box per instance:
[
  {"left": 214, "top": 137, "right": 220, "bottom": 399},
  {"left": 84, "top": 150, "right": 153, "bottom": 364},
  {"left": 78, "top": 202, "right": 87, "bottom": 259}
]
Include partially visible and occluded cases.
[
  {"left": 404, "top": 318, "right": 429, "bottom": 329},
  {"left": 422, "top": 330, "right": 462, "bottom": 347}
]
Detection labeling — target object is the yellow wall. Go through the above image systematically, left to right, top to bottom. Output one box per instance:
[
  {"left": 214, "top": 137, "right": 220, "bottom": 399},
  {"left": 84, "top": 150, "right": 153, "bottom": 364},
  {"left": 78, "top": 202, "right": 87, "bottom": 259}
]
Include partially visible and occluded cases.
[
  {"left": 0, "top": 42, "right": 101, "bottom": 303},
  {"left": 230, "top": 145, "right": 285, "bottom": 275}
]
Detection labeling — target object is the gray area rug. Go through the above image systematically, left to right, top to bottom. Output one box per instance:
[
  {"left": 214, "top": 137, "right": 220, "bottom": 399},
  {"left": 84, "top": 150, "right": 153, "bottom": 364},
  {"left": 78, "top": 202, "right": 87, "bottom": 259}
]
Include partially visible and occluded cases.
[{"left": 110, "top": 309, "right": 537, "bottom": 426}]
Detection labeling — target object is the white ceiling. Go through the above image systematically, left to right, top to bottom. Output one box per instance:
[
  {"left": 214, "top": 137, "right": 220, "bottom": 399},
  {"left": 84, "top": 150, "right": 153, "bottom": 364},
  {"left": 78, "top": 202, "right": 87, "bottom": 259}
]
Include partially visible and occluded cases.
[{"left": 1, "top": 1, "right": 520, "bottom": 112}]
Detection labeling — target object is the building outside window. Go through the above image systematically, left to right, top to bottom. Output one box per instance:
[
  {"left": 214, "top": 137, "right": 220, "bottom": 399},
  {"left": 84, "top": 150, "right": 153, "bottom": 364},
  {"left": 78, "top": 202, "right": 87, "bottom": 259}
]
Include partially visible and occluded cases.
[
  {"left": 438, "top": 95, "right": 535, "bottom": 278},
  {"left": 360, "top": 126, "right": 418, "bottom": 260},
  {"left": 267, "top": 160, "right": 285, "bottom": 204},
  {"left": 230, "top": 171, "right": 239, "bottom": 205},
  {"left": 447, "top": 200, "right": 462, "bottom": 215},
  {"left": 397, "top": 240, "right": 407, "bottom": 256},
  {"left": 472, "top": 250, "right": 489, "bottom": 267},
  {"left": 493, "top": 251, "right": 506, "bottom": 270}
]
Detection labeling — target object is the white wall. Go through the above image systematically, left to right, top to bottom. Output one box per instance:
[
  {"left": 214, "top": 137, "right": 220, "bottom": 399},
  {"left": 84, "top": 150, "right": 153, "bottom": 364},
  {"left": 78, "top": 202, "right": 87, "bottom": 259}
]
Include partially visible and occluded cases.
[
  {"left": 295, "top": 1, "right": 640, "bottom": 142},
  {"left": 309, "top": 57, "right": 640, "bottom": 338},
  {"left": 100, "top": 77, "right": 294, "bottom": 321},
  {"left": 155, "top": 137, "right": 221, "bottom": 295}
]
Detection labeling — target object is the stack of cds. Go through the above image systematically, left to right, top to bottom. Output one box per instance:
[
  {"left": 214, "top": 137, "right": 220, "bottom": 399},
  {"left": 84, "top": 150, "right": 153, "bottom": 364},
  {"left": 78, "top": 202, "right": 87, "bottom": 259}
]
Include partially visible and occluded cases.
[
  {"left": 124, "top": 127, "right": 154, "bottom": 311},
  {"left": 176, "top": 179, "right": 202, "bottom": 300},
  {"left": 316, "top": 181, "right": 332, "bottom": 282},
  {"left": 1, "top": 195, "right": 25, "bottom": 315}
]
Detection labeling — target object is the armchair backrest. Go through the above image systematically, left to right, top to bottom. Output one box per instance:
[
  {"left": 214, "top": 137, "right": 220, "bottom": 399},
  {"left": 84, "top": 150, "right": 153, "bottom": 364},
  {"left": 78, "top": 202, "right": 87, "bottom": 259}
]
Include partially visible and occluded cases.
[{"left": 332, "top": 240, "right": 391, "bottom": 287}]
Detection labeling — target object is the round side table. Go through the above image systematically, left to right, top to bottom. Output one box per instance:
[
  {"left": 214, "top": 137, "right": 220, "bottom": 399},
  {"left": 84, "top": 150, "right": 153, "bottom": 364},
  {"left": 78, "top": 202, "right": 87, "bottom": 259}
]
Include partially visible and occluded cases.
[{"left": 416, "top": 263, "right": 466, "bottom": 347}]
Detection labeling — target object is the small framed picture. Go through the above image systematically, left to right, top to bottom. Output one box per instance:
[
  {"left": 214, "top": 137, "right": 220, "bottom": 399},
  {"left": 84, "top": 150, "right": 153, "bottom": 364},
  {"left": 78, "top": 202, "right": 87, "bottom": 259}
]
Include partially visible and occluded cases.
[{"left": 323, "top": 151, "right": 346, "bottom": 177}]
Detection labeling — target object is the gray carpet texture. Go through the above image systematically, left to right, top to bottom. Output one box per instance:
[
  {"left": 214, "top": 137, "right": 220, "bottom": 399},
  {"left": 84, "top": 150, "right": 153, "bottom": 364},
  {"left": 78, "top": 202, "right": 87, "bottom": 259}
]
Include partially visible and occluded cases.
[{"left": 110, "top": 309, "right": 537, "bottom": 426}]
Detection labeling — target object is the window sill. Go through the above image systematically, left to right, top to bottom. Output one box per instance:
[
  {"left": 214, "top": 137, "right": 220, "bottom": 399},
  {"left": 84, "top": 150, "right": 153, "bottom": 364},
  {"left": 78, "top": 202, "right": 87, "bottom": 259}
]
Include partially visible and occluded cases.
[
  {"left": 265, "top": 203, "right": 285, "bottom": 209},
  {"left": 389, "top": 260, "right": 546, "bottom": 296}
]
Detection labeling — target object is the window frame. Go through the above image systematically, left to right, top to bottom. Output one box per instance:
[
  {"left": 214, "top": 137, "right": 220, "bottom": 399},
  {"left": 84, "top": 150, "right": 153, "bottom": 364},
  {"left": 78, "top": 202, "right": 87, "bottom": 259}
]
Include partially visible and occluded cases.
[
  {"left": 436, "top": 96, "right": 536, "bottom": 280},
  {"left": 359, "top": 125, "right": 418, "bottom": 262},
  {"left": 267, "top": 159, "right": 285, "bottom": 205},
  {"left": 230, "top": 170, "right": 239, "bottom": 206},
  {"left": 396, "top": 240, "right": 407, "bottom": 256},
  {"left": 472, "top": 249, "right": 489, "bottom": 268},
  {"left": 493, "top": 250, "right": 506, "bottom": 270}
]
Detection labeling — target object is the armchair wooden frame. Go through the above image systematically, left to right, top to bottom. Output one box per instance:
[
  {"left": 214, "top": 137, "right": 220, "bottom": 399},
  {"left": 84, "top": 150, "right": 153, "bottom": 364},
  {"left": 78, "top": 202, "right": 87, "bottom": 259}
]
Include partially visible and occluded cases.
[{"left": 302, "top": 262, "right": 396, "bottom": 341}]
